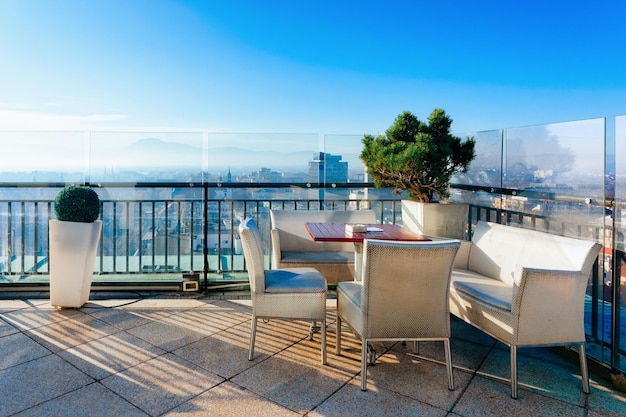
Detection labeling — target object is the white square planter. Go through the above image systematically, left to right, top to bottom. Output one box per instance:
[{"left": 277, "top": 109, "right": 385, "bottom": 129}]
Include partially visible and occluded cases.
[
  {"left": 401, "top": 200, "right": 468, "bottom": 240},
  {"left": 49, "top": 220, "right": 102, "bottom": 308}
]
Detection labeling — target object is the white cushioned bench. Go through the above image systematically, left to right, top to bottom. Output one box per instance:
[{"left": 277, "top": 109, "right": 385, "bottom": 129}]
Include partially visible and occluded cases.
[
  {"left": 270, "top": 209, "right": 377, "bottom": 285},
  {"left": 449, "top": 221, "right": 601, "bottom": 398}
]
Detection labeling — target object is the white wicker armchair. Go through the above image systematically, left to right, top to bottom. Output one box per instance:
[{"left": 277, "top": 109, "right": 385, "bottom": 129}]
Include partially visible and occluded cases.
[
  {"left": 239, "top": 218, "right": 328, "bottom": 364},
  {"left": 336, "top": 238, "right": 460, "bottom": 391}
]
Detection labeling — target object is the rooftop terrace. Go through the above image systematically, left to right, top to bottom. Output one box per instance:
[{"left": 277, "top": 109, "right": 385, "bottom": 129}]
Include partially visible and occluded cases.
[
  {"left": 1, "top": 115, "right": 626, "bottom": 414},
  {"left": 1, "top": 292, "right": 624, "bottom": 417}
]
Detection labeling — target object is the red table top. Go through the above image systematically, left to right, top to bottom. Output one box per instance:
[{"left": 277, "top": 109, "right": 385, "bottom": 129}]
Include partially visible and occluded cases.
[{"left": 305, "top": 222, "right": 430, "bottom": 243}]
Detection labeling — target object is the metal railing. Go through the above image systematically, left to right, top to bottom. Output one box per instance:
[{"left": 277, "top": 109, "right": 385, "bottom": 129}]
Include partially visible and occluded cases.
[
  {"left": 0, "top": 181, "right": 623, "bottom": 374},
  {"left": 0, "top": 181, "right": 607, "bottom": 284}
]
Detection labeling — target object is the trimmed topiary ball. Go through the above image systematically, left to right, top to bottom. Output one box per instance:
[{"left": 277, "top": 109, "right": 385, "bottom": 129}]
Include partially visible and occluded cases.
[{"left": 54, "top": 185, "right": 101, "bottom": 223}]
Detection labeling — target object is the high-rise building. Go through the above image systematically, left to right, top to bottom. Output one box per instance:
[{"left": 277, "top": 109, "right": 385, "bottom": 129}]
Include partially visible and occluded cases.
[{"left": 308, "top": 152, "right": 348, "bottom": 183}]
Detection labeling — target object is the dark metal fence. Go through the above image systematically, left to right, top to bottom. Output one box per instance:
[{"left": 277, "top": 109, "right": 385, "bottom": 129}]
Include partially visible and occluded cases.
[{"left": 0, "top": 181, "right": 623, "bottom": 374}]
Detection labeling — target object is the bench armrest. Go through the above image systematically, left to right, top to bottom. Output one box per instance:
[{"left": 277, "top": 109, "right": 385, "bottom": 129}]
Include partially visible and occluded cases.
[
  {"left": 270, "top": 228, "right": 282, "bottom": 269},
  {"left": 453, "top": 240, "right": 472, "bottom": 269},
  {"left": 512, "top": 266, "right": 588, "bottom": 343}
]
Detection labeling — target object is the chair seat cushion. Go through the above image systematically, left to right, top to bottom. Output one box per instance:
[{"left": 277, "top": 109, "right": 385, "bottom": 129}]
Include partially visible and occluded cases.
[
  {"left": 280, "top": 251, "right": 354, "bottom": 264},
  {"left": 265, "top": 268, "right": 327, "bottom": 293},
  {"left": 452, "top": 269, "right": 512, "bottom": 311},
  {"left": 337, "top": 281, "right": 362, "bottom": 307}
]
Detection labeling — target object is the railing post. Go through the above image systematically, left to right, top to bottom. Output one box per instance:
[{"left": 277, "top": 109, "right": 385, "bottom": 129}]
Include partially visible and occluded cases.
[
  {"left": 203, "top": 183, "right": 209, "bottom": 290},
  {"left": 7, "top": 202, "right": 12, "bottom": 275},
  {"left": 612, "top": 249, "right": 624, "bottom": 369}
]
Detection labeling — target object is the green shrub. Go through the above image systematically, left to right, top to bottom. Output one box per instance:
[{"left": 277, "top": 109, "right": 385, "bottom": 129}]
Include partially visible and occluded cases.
[
  {"left": 360, "top": 108, "right": 476, "bottom": 202},
  {"left": 54, "top": 185, "right": 101, "bottom": 223}
]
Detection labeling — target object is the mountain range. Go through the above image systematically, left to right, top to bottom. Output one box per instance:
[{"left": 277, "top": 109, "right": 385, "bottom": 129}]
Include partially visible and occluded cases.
[{"left": 120, "top": 138, "right": 360, "bottom": 172}]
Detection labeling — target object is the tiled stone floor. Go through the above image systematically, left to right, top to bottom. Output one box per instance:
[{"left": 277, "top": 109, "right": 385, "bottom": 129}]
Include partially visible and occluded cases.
[{"left": 0, "top": 294, "right": 625, "bottom": 417}]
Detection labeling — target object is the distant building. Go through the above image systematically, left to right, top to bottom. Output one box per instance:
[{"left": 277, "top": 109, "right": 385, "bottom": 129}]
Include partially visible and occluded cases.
[
  {"left": 308, "top": 152, "right": 348, "bottom": 183},
  {"left": 254, "top": 167, "right": 283, "bottom": 182}
]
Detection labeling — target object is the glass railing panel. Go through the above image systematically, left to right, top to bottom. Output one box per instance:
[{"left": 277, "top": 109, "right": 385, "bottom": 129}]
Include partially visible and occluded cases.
[
  {"left": 611, "top": 114, "right": 626, "bottom": 371},
  {"left": 614, "top": 114, "right": 626, "bottom": 250},
  {"left": 501, "top": 119, "right": 606, "bottom": 237},
  {"left": 450, "top": 129, "right": 504, "bottom": 216},
  {"left": 451, "top": 129, "right": 503, "bottom": 189},
  {"left": 0, "top": 131, "right": 86, "bottom": 183},
  {"left": 88, "top": 131, "right": 204, "bottom": 183},
  {"left": 205, "top": 132, "right": 320, "bottom": 272},
  {"left": 206, "top": 132, "right": 318, "bottom": 185},
  {"left": 322, "top": 133, "right": 405, "bottom": 222},
  {"left": 322, "top": 134, "right": 365, "bottom": 202},
  {"left": 323, "top": 134, "right": 366, "bottom": 183},
  {"left": 95, "top": 187, "right": 204, "bottom": 277},
  {"left": 0, "top": 193, "right": 54, "bottom": 279}
]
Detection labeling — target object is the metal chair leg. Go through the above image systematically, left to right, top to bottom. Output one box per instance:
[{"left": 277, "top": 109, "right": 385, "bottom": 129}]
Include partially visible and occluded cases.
[
  {"left": 335, "top": 316, "right": 342, "bottom": 355},
  {"left": 248, "top": 317, "right": 257, "bottom": 361},
  {"left": 321, "top": 319, "right": 327, "bottom": 365},
  {"left": 309, "top": 321, "right": 322, "bottom": 340},
  {"left": 361, "top": 338, "right": 368, "bottom": 391},
  {"left": 444, "top": 339, "right": 455, "bottom": 391},
  {"left": 367, "top": 343, "right": 376, "bottom": 365},
  {"left": 579, "top": 343, "right": 590, "bottom": 394},
  {"left": 510, "top": 345, "right": 518, "bottom": 399}
]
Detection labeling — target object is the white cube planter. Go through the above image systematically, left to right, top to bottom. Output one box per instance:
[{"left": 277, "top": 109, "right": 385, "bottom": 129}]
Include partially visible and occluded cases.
[
  {"left": 401, "top": 200, "right": 469, "bottom": 240},
  {"left": 49, "top": 220, "right": 102, "bottom": 308}
]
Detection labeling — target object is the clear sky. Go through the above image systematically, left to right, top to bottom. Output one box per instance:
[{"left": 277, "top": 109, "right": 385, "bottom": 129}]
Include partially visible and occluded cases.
[{"left": 1, "top": 0, "right": 625, "bottom": 135}]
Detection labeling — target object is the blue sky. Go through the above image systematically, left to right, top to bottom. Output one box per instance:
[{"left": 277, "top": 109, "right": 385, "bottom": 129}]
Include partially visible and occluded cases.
[{"left": 1, "top": 0, "right": 625, "bottom": 134}]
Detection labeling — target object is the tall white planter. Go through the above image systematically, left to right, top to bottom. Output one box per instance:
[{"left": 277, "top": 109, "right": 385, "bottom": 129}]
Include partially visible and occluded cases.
[
  {"left": 401, "top": 200, "right": 468, "bottom": 240},
  {"left": 49, "top": 220, "right": 102, "bottom": 308}
]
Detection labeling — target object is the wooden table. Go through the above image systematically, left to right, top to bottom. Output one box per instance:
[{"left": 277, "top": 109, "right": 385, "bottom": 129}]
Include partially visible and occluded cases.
[
  {"left": 305, "top": 222, "right": 430, "bottom": 280},
  {"left": 305, "top": 222, "right": 429, "bottom": 243}
]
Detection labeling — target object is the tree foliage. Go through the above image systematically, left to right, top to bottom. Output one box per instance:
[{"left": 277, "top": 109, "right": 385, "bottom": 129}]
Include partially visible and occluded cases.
[{"left": 360, "top": 109, "right": 475, "bottom": 202}]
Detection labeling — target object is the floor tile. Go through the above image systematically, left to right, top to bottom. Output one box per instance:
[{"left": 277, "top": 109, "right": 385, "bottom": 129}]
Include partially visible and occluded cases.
[
  {"left": 0, "top": 299, "right": 48, "bottom": 314},
  {"left": 1, "top": 305, "right": 84, "bottom": 330},
  {"left": 86, "top": 306, "right": 159, "bottom": 330},
  {"left": 24, "top": 314, "right": 120, "bottom": 352},
  {"left": 124, "top": 315, "right": 222, "bottom": 351},
  {"left": 0, "top": 316, "right": 19, "bottom": 338},
  {"left": 172, "top": 321, "right": 263, "bottom": 379},
  {"left": 58, "top": 330, "right": 166, "bottom": 380},
  {"left": 0, "top": 332, "right": 51, "bottom": 370},
  {"left": 392, "top": 337, "right": 493, "bottom": 373},
  {"left": 232, "top": 344, "right": 355, "bottom": 414},
  {"left": 478, "top": 346, "right": 588, "bottom": 406},
  {"left": 364, "top": 347, "right": 473, "bottom": 410},
  {"left": 101, "top": 353, "right": 224, "bottom": 416},
  {"left": 0, "top": 355, "right": 94, "bottom": 417},
  {"left": 587, "top": 374, "right": 626, "bottom": 416},
  {"left": 452, "top": 375, "right": 585, "bottom": 417},
  {"left": 308, "top": 379, "right": 447, "bottom": 417},
  {"left": 165, "top": 381, "right": 300, "bottom": 417},
  {"left": 11, "top": 382, "right": 149, "bottom": 417}
]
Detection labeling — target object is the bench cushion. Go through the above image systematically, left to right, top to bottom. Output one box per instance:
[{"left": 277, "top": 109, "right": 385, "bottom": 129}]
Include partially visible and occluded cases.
[
  {"left": 452, "top": 268, "right": 512, "bottom": 311},
  {"left": 337, "top": 281, "right": 362, "bottom": 307}
]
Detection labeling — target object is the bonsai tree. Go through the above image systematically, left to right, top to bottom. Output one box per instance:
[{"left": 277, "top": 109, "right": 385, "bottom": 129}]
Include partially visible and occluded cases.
[
  {"left": 360, "top": 108, "right": 476, "bottom": 202},
  {"left": 54, "top": 185, "right": 101, "bottom": 223}
]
